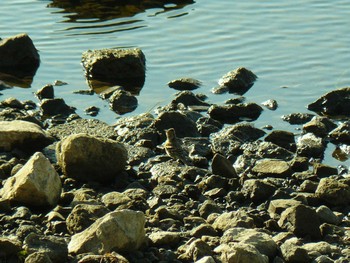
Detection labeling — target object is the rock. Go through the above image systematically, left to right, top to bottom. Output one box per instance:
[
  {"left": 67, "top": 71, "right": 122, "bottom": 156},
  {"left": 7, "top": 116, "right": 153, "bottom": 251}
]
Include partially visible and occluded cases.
[
  {"left": 0, "top": 33, "right": 40, "bottom": 77},
  {"left": 81, "top": 48, "right": 146, "bottom": 90},
  {"left": 218, "top": 67, "right": 257, "bottom": 95},
  {"left": 168, "top": 78, "right": 201, "bottom": 90},
  {"left": 36, "top": 84, "right": 54, "bottom": 100},
  {"left": 307, "top": 87, "right": 350, "bottom": 117},
  {"left": 109, "top": 89, "right": 138, "bottom": 114},
  {"left": 172, "top": 91, "right": 210, "bottom": 107},
  {"left": 40, "top": 98, "right": 76, "bottom": 117},
  {"left": 261, "top": 99, "right": 278, "bottom": 110},
  {"left": 208, "top": 103, "right": 263, "bottom": 124},
  {"left": 84, "top": 106, "right": 99, "bottom": 116},
  {"left": 153, "top": 111, "right": 199, "bottom": 138},
  {"left": 281, "top": 113, "right": 314, "bottom": 125},
  {"left": 196, "top": 116, "right": 222, "bottom": 136},
  {"left": 302, "top": 116, "right": 337, "bottom": 137},
  {"left": 0, "top": 120, "right": 53, "bottom": 152},
  {"left": 329, "top": 121, "right": 350, "bottom": 144},
  {"left": 264, "top": 130, "right": 296, "bottom": 152},
  {"left": 56, "top": 133, "right": 127, "bottom": 183},
  {"left": 296, "top": 133, "right": 325, "bottom": 158},
  {"left": 253, "top": 141, "right": 294, "bottom": 160},
  {"left": 0, "top": 152, "right": 61, "bottom": 207},
  {"left": 211, "top": 153, "right": 237, "bottom": 178},
  {"left": 252, "top": 159, "right": 292, "bottom": 178},
  {"left": 313, "top": 163, "right": 338, "bottom": 178},
  {"left": 315, "top": 178, "right": 350, "bottom": 206},
  {"left": 242, "top": 179, "right": 277, "bottom": 203},
  {"left": 299, "top": 180, "right": 318, "bottom": 193},
  {"left": 268, "top": 199, "right": 302, "bottom": 219},
  {"left": 198, "top": 200, "right": 223, "bottom": 219},
  {"left": 66, "top": 204, "right": 110, "bottom": 234},
  {"left": 278, "top": 204, "right": 321, "bottom": 239},
  {"left": 316, "top": 205, "right": 341, "bottom": 225},
  {"left": 68, "top": 210, "right": 145, "bottom": 254},
  {"left": 212, "top": 210, "right": 255, "bottom": 231},
  {"left": 191, "top": 224, "right": 218, "bottom": 238},
  {"left": 221, "top": 228, "right": 277, "bottom": 258},
  {"left": 148, "top": 231, "right": 182, "bottom": 247},
  {"left": 23, "top": 233, "right": 68, "bottom": 263},
  {"left": 0, "top": 236, "right": 22, "bottom": 257},
  {"left": 280, "top": 237, "right": 310, "bottom": 263},
  {"left": 178, "top": 238, "right": 213, "bottom": 262},
  {"left": 302, "top": 241, "right": 340, "bottom": 257},
  {"left": 216, "top": 243, "right": 268, "bottom": 263},
  {"left": 24, "top": 252, "right": 53, "bottom": 263},
  {"left": 77, "top": 252, "right": 129, "bottom": 263},
  {"left": 195, "top": 256, "right": 216, "bottom": 263}
]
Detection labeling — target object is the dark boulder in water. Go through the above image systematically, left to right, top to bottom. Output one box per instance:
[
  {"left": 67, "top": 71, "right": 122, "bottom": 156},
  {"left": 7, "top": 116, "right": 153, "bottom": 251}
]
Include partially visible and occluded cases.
[{"left": 218, "top": 67, "right": 257, "bottom": 95}]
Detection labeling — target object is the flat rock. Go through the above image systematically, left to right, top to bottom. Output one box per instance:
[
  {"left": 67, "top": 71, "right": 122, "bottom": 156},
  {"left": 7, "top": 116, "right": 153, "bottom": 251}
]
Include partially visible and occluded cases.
[
  {"left": 168, "top": 78, "right": 201, "bottom": 91},
  {"left": 172, "top": 90, "right": 210, "bottom": 107},
  {"left": 281, "top": 112, "right": 314, "bottom": 125},
  {"left": 252, "top": 159, "right": 292, "bottom": 178},
  {"left": 315, "top": 178, "right": 350, "bottom": 206},
  {"left": 148, "top": 231, "right": 182, "bottom": 247}
]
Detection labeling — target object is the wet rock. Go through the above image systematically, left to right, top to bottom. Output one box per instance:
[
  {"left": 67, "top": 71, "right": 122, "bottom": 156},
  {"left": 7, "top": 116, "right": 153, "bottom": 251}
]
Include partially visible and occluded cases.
[
  {"left": 0, "top": 33, "right": 40, "bottom": 77},
  {"left": 81, "top": 48, "right": 146, "bottom": 90},
  {"left": 218, "top": 67, "right": 257, "bottom": 95},
  {"left": 168, "top": 78, "right": 201, "bottom": 90},
  {"left": 36, "top": 84, "right": 54, "bottom": 100},
  {"left": 211, "top": 85, "right": 229, "bottom": 94},
  {"left": 308, "top": 87, "right": 350, "bottom": 117},
  {"left": 109, "top": 89, "right": 138, "bottom": 114},
  {"left": 172, "top": 91, "right": 210, "bottom": 108},
  {"left": 1, "top": 97, "right": 25, "bottom": 109},
  {"left": 40, "top": 98, "right": 76, "bottom": 117},
  {"left": 261, "top": 99, "right": 278, "bottom": 110},
  {"left": 208, "top": 103, "right": 263, "bottom": 124},
  {"left": 84, "top": 106, "right": 99, "bottom": 116},
  {"left": 153, "top": 111, "right": 199, "bottom": 138},
  {"left": 282, "top": 112, "right": 314, "bottom": 125},
  {"left": 196, "top": 116, "right": 222, "bottom": 137},
  {"left": 303, "top": 116, "right": 337, "bottom": 138},
  {"left": 48, "top": 118, "right": 115, "bottom": 140},
  {"left": 0, "top": 120, "right": 53, "bottom": 152},
  {"left": 329, "top": 121, "right": 350, "bottom": 144},
  {"left": 265, "top": 130, "right": 296, "bottom": 152},
  {"left": 56, "top": 133, "right": 127, "bottom": 183},
  {"left": 297, "top": 133, "right": 325, "bottom": 158},
  {"left": 252, "top": 141, "right": 294, "bottom": 160},
  {"left": 0, "top": 152, "right": 61, "bottom": 207},
  {"left": 211, "top": 153, "right": 237, "bottom": 178},
  {"left": 252, "top": 159, "right": 292, "bottom": 178},
  {"left": 313, "top": 163, "right": 338, "bottom": 177},
  {"left": 315, "top": 178, "right": 350, "bottom": 206},
  {"left": 242, "top": 179, "right": 277, "bottom": 203},
  {"left": 66, "top": 204, "right": 110, "bottom": 234},
  {"left": 278, "top": 204, "right": 321, "bottom": 239},
  {"left": 68, "top": 210, "right": 145, "bottom": 254},
  {"left": 212, "top": 210, "right": 255, "bottom": 231},
  {"left": 220, "top": 228, "right": 278, "bottom": 258},
  {"left": 148, "top": 231, "right": 182, "bottom": 247},
  {"left": 24, "top": 233, "right": 68, "bottom": 263},
  {"left": 280, "top": 237, "right": 310, "bottom": 263},
  {"left": 216, "top": 243, "right": 268, "bottom": 263},
  {"left": 24, "top": 252, "right": 53, "bottom": 263}
]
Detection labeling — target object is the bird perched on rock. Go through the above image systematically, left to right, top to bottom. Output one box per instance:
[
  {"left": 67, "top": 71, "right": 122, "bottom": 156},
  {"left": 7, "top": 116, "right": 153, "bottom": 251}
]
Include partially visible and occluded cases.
[{"left": 164, "top": 128, "right": 192, "bottom": 165}]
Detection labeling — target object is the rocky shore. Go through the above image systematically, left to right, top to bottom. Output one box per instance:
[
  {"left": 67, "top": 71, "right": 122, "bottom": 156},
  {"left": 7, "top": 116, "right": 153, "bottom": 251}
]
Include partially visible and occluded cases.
[{"left": 1, "top": 34, "right": 350, "bottom": 263}]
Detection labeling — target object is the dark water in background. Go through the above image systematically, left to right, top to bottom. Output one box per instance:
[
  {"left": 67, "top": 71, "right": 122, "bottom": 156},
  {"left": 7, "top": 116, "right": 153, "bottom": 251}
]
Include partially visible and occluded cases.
[{"left": 0, "top": 0, "right": 350, "bottom": 167}]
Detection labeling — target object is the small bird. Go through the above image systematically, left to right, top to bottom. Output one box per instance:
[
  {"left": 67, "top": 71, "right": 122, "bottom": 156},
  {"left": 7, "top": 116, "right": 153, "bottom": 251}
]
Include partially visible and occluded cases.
[{"left": 164, "top": 128, "right": 192, "bottom": 165}]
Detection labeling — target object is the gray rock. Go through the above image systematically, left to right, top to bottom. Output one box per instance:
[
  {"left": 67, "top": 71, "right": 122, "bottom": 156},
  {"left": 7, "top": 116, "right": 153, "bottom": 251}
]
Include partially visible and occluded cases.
[
  {"left": 0, "top": 33, "right": 40, "bottom": 77},
  {"left": 218, "top": 67, "right": 257, "bottom": 95},
  {"left": 168, "top": 78, "right": 202, "bottom": 91},
  {"left": 307, "top": 87, "right": 350, "bottom": 117},
  {"left": 109, "top": 89, "right": 138, "bottom": 114},
  {"left": 40, "top": 98, "right": 76, "bottom": 117},
  {"left": 261, "top": 99, "right": 278, "bottom": 110},
  {"left": 208, "top": 103, "right": 263, "bottom": 124},
  {"left": 281, "top": 112, "right": 314, "bottom": 125},
  {"left": 196, "top": 116, "right": 222, "bottom": 137},
  {"left": 0, "top": 120, "right": 53, "bottom": 152},
  {"left": 264, "top": 130, "right": 296, "bottom": 152},
  {"left": 56, "top": 133, "right": 127, "bottom": 183},
  {"left": 297, "top": 133, "right": 325, "bottom": 158},
  {"left": 253, "top": 141, "right": 294, "bottom": 160},
  {"left": 0, "top": 152, "right": 61, "bottom": 207},
  {"left": 211, "top": 153, "right": 237, "bottom": 178},
  {"left": 252, "top": 159, "right": 292, "bottom": 178},
  {"left": 315, "top": 178, "right": 350, "bottom": 206},
  {"left": 242, "top": 179, "right": 276, "bottom": 203},
  {"left": 66, "top": 204, "right": 110, "bottom": 234},
  {"left": 278, "top": 204, "right": 321, "bottom": 239},
  {"left": 68, "top": 210, "right": 145, "bottom": 254},
  {"left": 212, "top": 210, "right": 255, "bottom": 231},
  {"left": 24, "top": 233, "right": 68, "bottom": 263},
  {"left": 280, "top": 237, "right": 310, "bottom": 263},
  {"left": 216, "top": 243, "right": 268, "bottom": 263},
  {"left": 24, "top": 252, "right": 53, "bottom": 263}
]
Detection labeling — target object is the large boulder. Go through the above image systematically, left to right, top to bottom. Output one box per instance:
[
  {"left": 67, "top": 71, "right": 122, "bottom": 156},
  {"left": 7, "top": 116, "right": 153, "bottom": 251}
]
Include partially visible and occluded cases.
[
  {"left": 0, "top": 33, "right": 40, "bottom": 77},
  {"left": 81, "top": 48, "right": 146, "bottom": 90},
  {"left": 0, "top": 120, "right": 53, "bottom": 152},
  {"left": 56, "top": 133, "right": 127, "bottom": 183},
  {"left": 0, "top": 152, "right": 61, "bottom": 207},
  {"left": 68, "top": 209, "right": 145, "bottom": 255}
]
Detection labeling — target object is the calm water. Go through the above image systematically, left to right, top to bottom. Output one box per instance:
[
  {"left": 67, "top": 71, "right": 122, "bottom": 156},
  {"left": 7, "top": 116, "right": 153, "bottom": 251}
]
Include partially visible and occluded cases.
[{"left": 1, "top": 0, "right": 350, "bottom": 167}]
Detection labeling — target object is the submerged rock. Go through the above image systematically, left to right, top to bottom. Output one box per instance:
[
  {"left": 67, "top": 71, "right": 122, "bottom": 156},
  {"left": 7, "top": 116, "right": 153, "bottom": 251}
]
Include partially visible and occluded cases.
[
  {"left": 218, "top": 67, "right": 257, "bottom": 95},
  {"left": 168, "top": 77, "right": 201, "bottom": 90},
  {"left": 40, "top": 98, "right": 76, "bottom": 117},
  {"left": 281, "top": 113, "right": 314, "bottom": 125}
]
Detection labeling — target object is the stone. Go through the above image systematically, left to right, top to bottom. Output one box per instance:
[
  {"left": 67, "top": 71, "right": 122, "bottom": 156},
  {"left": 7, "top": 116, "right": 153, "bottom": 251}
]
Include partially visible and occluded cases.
[
  {"left": 0, "top": 33, "right": 40, "bottom": 77},
  {"left": 81, "top": 48, "right": 146, "bottom": 89},
  {"left": 218, "top": 67, "right": 257, "bottom": 95},
  {"left": 168, "top": 78, "right": 202, "bottom": 91},
  {"left": 36, "top": 84, "right": 54, "bottom": 100},
  {"left": 307, "top": 87, "right": 350, "bottom": 117},
  {"left": 109, "top": 89, "right": 138, "bottom": 114},
  {"left": 172, "top": 91, "right": 210, "bottom": 108},
  {"left": 40, "top": 98, "right": 76, "bottom": 117},
  {"left": 261, "top": 99, "right": 278, "bottom": 110},
  {"left": 208, "top": 103, "right": 263, "bottom": 124},
  {"left": 282, "top": 113, "right": 314, "bottom": 125},
  {"left": 302, "top": 116, "right": 337, "bottom": 137},
  {"left": 0, "top": 120, "right": 53, "bottom": 152},
  {"left": 329, "top": 121, "right": 350, "bottom": 144},
  {"left": 264, "top": 130, "right": 296, "bottom": 152},
  {"left": 56, "top": 133, "right": 127, "bottom": 183},
  {"left": 297, "top": 133, "right": 325, "bottom": 158},
  {"left": 0, "top": 152, "right": 62, "bottom": 207},
  {"left": 211, "top": 153, "right": 238, "bottom": 178},
  {"left": 252, "top": 159, "right": 292, "bottom": 178},
  {"left": 313, "top": 163, "right": 338, "bottom": 178},
  {"left": 315, "top": 178, "right": 350, "bottom": 206},
  {"left": 242, "top": 179, "right": 276, "bottom": 203},
  {"left": 101, "top": 191, "right": 132, "bottom": 210},
  {"left": 198, "top": 200, "right": 223, "bottom": 219},
  {"left": 66, "top": 204, "right": 110, "bottom": 234},
  {"left": 278, "top": 204, "right": 321, "bottom": 239},
  {"left": 316, "top": 205, "right": 341, "bottom": 225},
  {"left": 68, "top": 210, "right": 145, "bottom": 254},
  {"left": 212, "top": 210, "right": 255, "bottom": 231},
  {"left": 191, "top": 224, "right": 218, "bottom": 238},
  {"left": 221, "top": 228, "right": 277, "bottom": 258},
  {"left": 148, "top": 231, "right": 182, "bottom": 247},
  {"left": 23, "top": 233, "right": 68, "bottom": 263},
  {"left": 0, "top": 236, "right": 22, "bottom": 257},
  {"left": 179, "top": 238, "right": 213, "bottom": 262},
  {"left": 280, "top": 238, "right": 310, "bottom": 263},
  {"left": 302, "top": 241, "right": 340, "bottom": 257},
  {"left": 216, "top": 243, "right": 268, "bottom": 263},
  {"left": 24, "top": 252, "right": 53, "bottom": 263},
  {"left": 77, "top": 252, "right": 129, "bottom": 263},
  {"left": 195, "top": 256, "right": 216, "bottom": 263}
]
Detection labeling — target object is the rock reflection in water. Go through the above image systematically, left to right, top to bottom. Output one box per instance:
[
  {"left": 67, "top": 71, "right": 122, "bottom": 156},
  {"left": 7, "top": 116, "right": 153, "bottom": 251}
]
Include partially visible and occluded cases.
[{"left": 47, "top": 0, "right": 195, "bottom": 22}]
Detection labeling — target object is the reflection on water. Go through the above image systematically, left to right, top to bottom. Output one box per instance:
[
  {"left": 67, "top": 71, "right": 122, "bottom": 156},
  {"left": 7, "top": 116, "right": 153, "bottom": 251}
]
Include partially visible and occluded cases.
[{"left": 47, "top": 0, "right": 195, "bottom": 22}]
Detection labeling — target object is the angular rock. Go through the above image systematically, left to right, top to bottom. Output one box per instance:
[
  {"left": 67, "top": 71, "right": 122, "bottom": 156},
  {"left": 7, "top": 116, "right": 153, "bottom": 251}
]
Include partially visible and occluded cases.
[
  {"left": 0, "top": 33, "right": 40, "bottom": 77},
  {"left": 81, "top": 48, "right": 146, "bottom": 90},
  {"left": 218, "top": 67, "right": 257, "bottom": 95},
  {"left": 168, "top": 78, "right": 201, "bottom": 91},
  {"left": 36, "top": 84, "right": 54, "bottom": 100},
  {"left": 308, "top": 87, "right": 350, "bottom": 117},
  {"left": 109, "top": 89, "right": 138, "bottom": 114},
  {"left": 172, "top": 91, "right": 210, "bottom": 107},
  {"left": 40, "top": 98, "right": 76, "bottom": 117},
  {"left": 208, "top": 103, "right": 263, "bottom": 124},
  {"left": 281, "top": 112, "right": 314, "bottom": 125},
  {"left": 302, "top": 116, "right": 337, "bottom": 138},
  {"left": 0, "top": 120, "right": 53, "bottom": 152},
  {"left": 329, "top": 121, "right": 350, "bottom": 144},
  {"left": 264, "top": 130, "right": 296, "bottom": 152},
  {"left": 56, "top": 133, "right": 127, "bottom": 183},
  {"left": 296, "top": 133, "right": 325, "bottom": 158},
  {"left": 0, "top": 152, "right": 61, "bottom": 207},
  {"left": 211, "top": 153, "right": 237, "bottom": 178},
  {"left": 252, "top": 159, "right": 292, "bottom": 178},
  {"left": 313, "top": 163, "right": 338, "bottom": 178},
  {"left": 315, "top": 178, "right": 350, "bottom": 206},
  {"left": 242, "top": 179, "right": 277, "bottom": 203},
  {"left": 268, "top": 199, "right": 303, "bottom": 220},
  {"left": 278, "top": 204, "right": 321, "bottom": 239},
  {"left": 316, "top": 205, "right": 341, "bottom": 225},
  {"left": 68, "top": 210, "right": 145, "bottom": 254},
  {"left": 212, "top": 210, "right": 255, "bottom": 231},
  {"left": 148, "top": 231, "right": 182, "bottom": 247},
  {"left": 179, "top": 238, "right": 213, "bottom": 262},
  {"left": 280, "top": 238, "right": 310, "bottom": 263},
  {"left": 302, "top": 241, "right": 340, "bottom": 257},
  {"left": 216, "top": 243, "right": 268, "bottom": 263},
  {"left": 24, "top": 252, "right": 53, "bottom": 263}
]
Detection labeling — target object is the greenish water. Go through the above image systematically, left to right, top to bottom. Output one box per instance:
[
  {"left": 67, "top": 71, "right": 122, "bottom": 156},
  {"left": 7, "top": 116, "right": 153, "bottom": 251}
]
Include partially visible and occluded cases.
[{"left": 0, "top": 0, "right": 350, "bottom": 167}]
